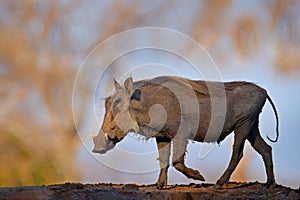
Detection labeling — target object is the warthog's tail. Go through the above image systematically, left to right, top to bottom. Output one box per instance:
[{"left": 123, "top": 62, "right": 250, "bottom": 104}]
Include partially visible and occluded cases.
[{"left": 266, "top": 94, "right": 280, "bottom": 142}]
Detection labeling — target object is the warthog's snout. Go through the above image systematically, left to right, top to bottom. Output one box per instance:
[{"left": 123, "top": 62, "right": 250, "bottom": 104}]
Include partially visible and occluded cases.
[
  {"left": 92, "top": 131, "right": 117, "bottom": 154},
  {"left": 92, "top": 148, "right": 107, "bottom": 154}
]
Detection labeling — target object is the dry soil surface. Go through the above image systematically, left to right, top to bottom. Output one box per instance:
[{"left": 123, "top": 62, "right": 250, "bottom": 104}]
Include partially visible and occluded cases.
[{"left": 0, "top": 182, "right": 299, "bottom": 200}]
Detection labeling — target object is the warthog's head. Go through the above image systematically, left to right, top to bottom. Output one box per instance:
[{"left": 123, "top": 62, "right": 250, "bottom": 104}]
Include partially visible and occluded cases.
[{"left": 92, "top": 78, "right": 139, "bottom": 154}]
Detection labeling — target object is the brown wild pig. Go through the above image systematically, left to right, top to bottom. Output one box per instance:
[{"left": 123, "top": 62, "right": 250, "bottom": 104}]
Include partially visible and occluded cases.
[{"left": 92, "top": 76, "right": 279, "bottom": 189}]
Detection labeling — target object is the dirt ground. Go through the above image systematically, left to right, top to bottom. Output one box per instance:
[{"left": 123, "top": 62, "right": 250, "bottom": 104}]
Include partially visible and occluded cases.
[{"left": 0, "top": 182, "right": 299, "bottom": 200}]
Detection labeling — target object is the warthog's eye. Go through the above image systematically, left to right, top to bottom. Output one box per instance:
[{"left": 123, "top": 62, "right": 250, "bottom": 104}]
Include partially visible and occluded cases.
[
  {"left": 112, "top": 98, "right": 122, "bottom": 113},
  {"left": 113, "top": 98, "right": 121, "bottom": 106}
]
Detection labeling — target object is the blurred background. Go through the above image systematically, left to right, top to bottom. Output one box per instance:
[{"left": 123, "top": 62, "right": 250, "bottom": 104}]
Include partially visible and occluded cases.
[{"left": 0, "top": 0, "right": 299, "bottom": 188}]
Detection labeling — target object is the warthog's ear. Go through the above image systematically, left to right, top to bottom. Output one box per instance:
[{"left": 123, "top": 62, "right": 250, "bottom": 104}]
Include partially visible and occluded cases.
[
  {"left": 124, "top": 77, "right": 134, "bottom": 95},
  {"left": 114, "top": 78, "right": 123, "bottom": 92}
]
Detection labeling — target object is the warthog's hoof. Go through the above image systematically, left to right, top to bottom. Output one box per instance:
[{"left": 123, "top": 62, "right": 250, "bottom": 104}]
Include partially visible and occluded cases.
[
  {"left": 195, "top": 173, "right": 205, "bottom": 182},
  {"left": 214, "top": 179, "right": 227, "bottom": 189},
  {"left": 154, "top": 181, "right": 167, "bottom": 190},
  {"left": 265, "top": 181, "right": 276, "bottom": 189},
  {"left": 156, "top": 183, "right": 164, "bottom": 190},
  {"left": 213, "top": 184, "right": 223, "bottom": 189}
]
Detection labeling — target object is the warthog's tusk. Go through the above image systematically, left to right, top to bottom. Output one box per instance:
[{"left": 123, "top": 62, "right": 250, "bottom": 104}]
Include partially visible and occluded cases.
[
  {"left": 132, "top": 121, "right": 139, "bottom": 133},
  {"left": 104, "top": 133, "right": 108, "bottom": 140}
]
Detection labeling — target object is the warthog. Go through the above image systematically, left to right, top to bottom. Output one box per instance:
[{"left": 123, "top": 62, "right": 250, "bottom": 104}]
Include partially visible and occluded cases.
[{"left": 92, "top": 76, "right": 279, "bottom": 189}]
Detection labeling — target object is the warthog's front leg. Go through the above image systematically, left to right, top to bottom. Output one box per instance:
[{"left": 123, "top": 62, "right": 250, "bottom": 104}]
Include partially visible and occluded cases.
[
  {"left": 172, "top": 136, "right": 205, "bottom": 182},
  {"left": 155, "top": 137, "right": 171, "bottom": 189}
]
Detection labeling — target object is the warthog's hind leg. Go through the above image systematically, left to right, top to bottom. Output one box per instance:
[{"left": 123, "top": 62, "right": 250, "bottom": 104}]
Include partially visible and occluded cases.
[
  {"left": 215, "top": 121, "right": 253, "bottom": 188},
  {"left": 247, "top": 123, "right": 276, "bottom": 188},
  {"left": 155, "top": 137, "right": 171, "bottom": 189}
]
